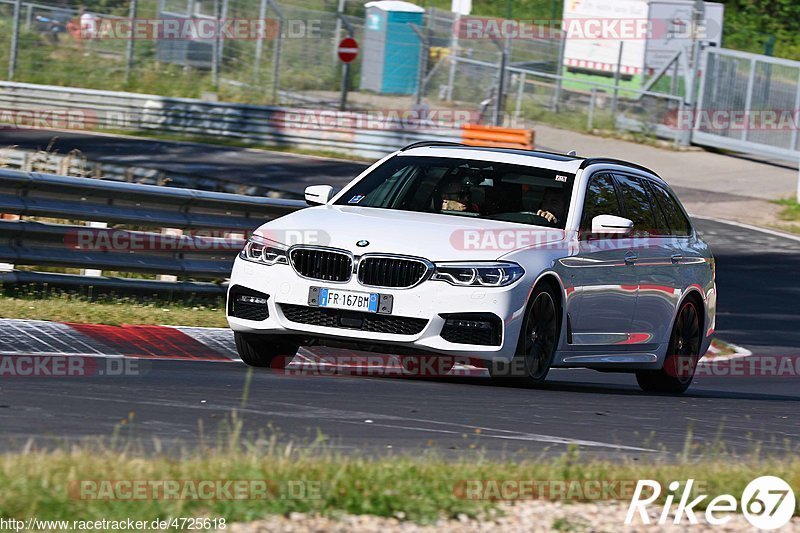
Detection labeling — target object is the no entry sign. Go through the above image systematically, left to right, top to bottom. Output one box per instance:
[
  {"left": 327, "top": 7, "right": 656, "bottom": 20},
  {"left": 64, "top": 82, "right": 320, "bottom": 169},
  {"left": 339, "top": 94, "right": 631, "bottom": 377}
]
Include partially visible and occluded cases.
[{"left": 337, "top": 37, "right": 359, "bottom": 63}]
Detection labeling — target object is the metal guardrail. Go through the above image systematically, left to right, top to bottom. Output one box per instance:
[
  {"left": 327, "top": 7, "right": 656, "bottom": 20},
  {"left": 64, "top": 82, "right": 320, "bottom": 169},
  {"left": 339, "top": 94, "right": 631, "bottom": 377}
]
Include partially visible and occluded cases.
[
  {"left": 0, "top": 82, "right": 464, "bottom": 160},
  {"left": 0, "top": 147, "right": 302, "bottom": 198},
  {"left": 0, "top": 168, "right": 307, "bottom": 294}
]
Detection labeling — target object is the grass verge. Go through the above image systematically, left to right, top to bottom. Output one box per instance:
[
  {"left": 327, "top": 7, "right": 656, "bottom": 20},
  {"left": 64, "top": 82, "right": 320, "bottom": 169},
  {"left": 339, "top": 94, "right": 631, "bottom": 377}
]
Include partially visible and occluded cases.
[
  {"left": 774, "top": 198, "right": 800, "bottom": 222},
  {"left": 0, "top": 292, "right": 226, "bottom": 327},
  {"left": 0, "top": 427, "right": 798, "bottom": 527}
]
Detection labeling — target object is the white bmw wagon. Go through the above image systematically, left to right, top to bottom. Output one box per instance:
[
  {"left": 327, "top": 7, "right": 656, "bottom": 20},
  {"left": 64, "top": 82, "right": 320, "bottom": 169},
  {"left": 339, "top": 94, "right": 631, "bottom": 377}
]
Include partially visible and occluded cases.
[{"left": 227, "top": 142, "right": 716, "bottom": 393}]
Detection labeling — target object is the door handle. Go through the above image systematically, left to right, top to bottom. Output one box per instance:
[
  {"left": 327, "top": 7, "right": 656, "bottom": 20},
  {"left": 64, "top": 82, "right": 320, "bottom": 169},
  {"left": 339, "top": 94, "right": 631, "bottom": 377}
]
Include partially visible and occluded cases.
[
  {"left": 624, "top": 251, "right": 638, "bottom": 265},
  {"left": 670, "top": 253, "right": 684, "bottom": 264}
]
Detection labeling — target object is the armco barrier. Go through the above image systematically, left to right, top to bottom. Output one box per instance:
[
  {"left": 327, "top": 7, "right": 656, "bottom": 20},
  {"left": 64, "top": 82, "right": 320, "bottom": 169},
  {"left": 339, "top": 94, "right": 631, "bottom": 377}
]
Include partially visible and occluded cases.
[
  {"left": 0, "top": 82, "right": 464, "bottom": 160},
  {"left": 461, "top": 124, "right": 535, "bottom": 150},
  {"left": 0, "top": 169, "right": 307, "bottom": 294}
]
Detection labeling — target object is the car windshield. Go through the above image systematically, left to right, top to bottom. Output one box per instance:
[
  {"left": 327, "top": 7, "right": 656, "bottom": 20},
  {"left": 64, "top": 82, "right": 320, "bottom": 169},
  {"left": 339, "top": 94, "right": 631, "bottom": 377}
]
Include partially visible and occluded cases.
[{"left": 334, "top": 156, "right": 575, "bottom": 229}]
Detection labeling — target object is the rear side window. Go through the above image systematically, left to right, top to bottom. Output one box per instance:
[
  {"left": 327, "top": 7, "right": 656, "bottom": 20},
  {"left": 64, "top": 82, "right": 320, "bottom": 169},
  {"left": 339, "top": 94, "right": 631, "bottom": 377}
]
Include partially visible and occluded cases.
[
  {"left": 580, "top": 174, "right": 622, "bottom": 234},
  {"left": 614, "top": 175, "right": 658, "bottom": 237},
  {"left": 648, "top": 181, "right": 692, "bottom": 237}
]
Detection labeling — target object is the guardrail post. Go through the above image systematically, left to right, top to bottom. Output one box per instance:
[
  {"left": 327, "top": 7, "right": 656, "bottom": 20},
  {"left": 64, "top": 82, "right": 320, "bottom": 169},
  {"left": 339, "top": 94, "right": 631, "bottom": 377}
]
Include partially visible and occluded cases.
[
  {"left": 0, "top": 214, "right": 18, "bottom": 272},
  {"left": 80, "top": 222, "right": 107, "bottom": 278},
  {"left": 158, "top": 228, "right": 183, "bottom": 282}
]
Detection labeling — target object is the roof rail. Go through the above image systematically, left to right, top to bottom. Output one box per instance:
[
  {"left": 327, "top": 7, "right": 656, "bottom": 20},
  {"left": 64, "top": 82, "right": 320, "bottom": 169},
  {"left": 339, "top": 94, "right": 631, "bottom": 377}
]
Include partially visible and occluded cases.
[
  {"left": 400, "top": 141, "right": 465, "bottom": 151},
  {"left": 579, "top": 157, "right": 659, "bottom": 176}
]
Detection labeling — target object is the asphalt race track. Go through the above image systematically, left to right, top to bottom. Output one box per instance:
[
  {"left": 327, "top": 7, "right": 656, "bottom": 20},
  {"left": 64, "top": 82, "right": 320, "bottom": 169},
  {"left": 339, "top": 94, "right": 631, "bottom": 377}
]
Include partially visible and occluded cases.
[{"left": 1, "top": 132, "right": 799, "bottom": 459}]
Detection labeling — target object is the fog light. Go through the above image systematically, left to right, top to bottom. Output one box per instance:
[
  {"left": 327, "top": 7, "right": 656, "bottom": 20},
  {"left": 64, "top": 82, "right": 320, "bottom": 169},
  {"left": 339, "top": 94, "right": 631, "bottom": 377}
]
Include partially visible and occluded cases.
[
  {"left": 237, "top": 295, "right": 268, "bottom": 305},
  {"left": 446, "top": 319, "right": 493, "bottom": 329}
]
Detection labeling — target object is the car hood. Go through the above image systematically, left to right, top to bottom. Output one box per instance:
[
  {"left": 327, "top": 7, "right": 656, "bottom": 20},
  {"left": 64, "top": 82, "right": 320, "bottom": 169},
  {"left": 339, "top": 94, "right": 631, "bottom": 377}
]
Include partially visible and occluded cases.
[{"left": 256, "top": 205, "right": 566, "bottom": 261}]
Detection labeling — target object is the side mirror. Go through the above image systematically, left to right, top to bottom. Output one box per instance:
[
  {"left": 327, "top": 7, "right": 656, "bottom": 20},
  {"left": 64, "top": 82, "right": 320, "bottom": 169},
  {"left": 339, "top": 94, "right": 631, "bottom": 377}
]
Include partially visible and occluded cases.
[
  {"left": 304, "top": 185, "right": 334, "bottom": 206},
  {"left": 591, "top": 214, "right": 633, "bottom": 236}
]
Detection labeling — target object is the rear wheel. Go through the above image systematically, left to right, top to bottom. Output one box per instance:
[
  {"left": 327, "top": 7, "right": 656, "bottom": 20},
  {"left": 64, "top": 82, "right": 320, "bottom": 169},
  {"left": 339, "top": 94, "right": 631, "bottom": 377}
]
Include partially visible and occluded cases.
[
  {"left": 490, "top": 284, "right": 560, "bottom": 387},
  {"left": 636, "top": 300, "right": 701, "bottom": 394},
  {"left": 234, "top": 332, "right": 299, "bottom": 368}
]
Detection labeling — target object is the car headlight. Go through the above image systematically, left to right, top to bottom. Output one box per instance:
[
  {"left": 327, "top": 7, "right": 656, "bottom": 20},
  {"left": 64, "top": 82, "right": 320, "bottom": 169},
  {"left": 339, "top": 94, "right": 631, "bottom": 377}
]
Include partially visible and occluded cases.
[
  {"left": 239, "top": 235, "right": 288, "bottom": 265},
  {"left": 431, "top": 262, "right": 524, "bottom": 287}
]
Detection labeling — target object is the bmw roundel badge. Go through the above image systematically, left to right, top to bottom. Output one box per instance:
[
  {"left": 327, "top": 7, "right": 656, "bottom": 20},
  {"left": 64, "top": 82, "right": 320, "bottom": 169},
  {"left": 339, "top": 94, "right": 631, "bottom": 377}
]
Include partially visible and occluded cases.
[{"left": 356, "top": 240, "right": 369, "bottom": 247}]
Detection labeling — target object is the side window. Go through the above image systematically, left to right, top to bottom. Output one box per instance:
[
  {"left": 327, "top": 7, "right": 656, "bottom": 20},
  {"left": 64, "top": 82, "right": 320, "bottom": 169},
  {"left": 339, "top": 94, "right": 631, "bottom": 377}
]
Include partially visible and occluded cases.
[
  {"left": 580, "top": 174, "right": 623, "bottom": 235},
  {"left": 614, "top": 175, "right": 658, "bottom": 237},
  {"left": 641, "top": 180, "right": 671, "bottom": 236},
  {"left": 648, "top": 182, "right": 692, "bottom": 237}
]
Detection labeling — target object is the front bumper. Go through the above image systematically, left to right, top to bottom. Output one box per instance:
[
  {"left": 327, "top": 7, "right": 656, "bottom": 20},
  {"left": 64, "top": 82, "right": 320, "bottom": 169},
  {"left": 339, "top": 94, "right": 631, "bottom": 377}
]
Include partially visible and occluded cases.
[{"left": 226, "top": 256, "right": 531, "bottom": 361}]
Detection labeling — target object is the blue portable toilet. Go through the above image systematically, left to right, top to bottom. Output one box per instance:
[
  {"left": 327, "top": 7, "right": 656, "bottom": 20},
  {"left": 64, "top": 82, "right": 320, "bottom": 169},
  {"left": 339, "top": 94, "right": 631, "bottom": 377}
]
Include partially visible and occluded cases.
[{"left": 359, "top": 0, "right": 425, "bottom": 95}]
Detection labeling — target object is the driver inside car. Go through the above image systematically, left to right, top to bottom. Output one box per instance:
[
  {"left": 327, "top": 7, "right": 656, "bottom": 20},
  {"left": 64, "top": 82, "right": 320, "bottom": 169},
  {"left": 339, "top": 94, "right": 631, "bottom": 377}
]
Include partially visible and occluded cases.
[
  {"left": 441, "top": 179, "right": 480, "bottom": 212},
  {"left": 536, "top": 187, "right": 565, "bottom": 225}
]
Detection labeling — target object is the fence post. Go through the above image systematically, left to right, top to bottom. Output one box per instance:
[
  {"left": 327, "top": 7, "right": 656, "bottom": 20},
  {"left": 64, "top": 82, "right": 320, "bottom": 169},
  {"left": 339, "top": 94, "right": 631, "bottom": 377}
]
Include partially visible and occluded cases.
[
  {"left": 7, "top": 0, "right": 21, "bottom": 81},
  {"left": 125, "top": 0, "right": 138, "bottom": 85},
  {"left": 211, "top": 0, "right": 221, "bottom": 89},
  {"left": 253, "top": 0, "right": 268, "bottom": 82},
  {"left": 267, "top": 0, "right": 284, "bottom": 104},
  {"left": 333, "top": 0, "right": 345, "bottom": 61},
  {"left": 337, "top": 13, "right": 355, "bottom": 111},
  {"left": 445, "top": 14, "right": 459, "bottom": 102},
  {"left": 410, "top": 23, "right": 430, "bottom": 106},
  {"left": 552, "top": 30, "right": 566, "bottom": 112},
  {"left": 491, "top": 38, "right": 509, "bottom": 127},
  {"left": 611, "top": 41, "right": 624, "bottom": 119},
  {"left": 741, "top": 58, "right": 756, "bottom": 142},
  {"left": 513, "top": 72, "right": 526, "bottom": 126},
  {"left": 587, "top": 87, "right": 596, "bottom": 130},
  {"left": 797, "top": 162, "right": 800, "bottom": 204}
]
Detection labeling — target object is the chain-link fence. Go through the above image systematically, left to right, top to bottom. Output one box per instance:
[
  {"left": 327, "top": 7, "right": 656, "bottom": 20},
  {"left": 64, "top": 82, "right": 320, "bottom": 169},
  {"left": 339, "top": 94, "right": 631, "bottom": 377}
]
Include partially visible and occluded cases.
[
  {"left": 1, "top": 0, "right": 685, "bottom": 138},
  {"left": 694, "top": 48, "right": 800, "bottom": 160}
]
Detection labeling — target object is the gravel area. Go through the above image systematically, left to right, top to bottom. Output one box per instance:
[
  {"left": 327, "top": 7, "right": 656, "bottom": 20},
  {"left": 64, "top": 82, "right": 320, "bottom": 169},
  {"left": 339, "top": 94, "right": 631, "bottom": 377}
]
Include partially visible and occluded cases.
[{"left": 225, "top": 502, "right": 800, "bottom": 532}]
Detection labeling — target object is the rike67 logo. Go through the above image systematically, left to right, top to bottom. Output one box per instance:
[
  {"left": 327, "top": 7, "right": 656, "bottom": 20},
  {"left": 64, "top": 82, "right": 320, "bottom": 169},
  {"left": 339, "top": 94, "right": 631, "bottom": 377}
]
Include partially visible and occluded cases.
[{"left": 625, "top": 476, "right": 796, "bottom": 530}]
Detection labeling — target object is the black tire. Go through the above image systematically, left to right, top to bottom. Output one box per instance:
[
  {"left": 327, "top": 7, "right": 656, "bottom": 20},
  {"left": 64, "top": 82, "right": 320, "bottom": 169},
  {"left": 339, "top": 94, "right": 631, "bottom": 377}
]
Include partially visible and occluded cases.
[
  {"left": 490, "top": 284, "right": 561, "bottom": 387},
  {"left": 636, "top": 300, "right": 702, "bottom": 394},
  {"left": 234, "top": 332, "right": 299, "bottom": 368}
]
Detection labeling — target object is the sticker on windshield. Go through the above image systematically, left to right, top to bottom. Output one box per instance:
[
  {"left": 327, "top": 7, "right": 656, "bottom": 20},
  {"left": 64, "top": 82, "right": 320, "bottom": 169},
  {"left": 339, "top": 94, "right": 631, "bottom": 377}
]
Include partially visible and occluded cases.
[
  {"left": 555, "top": 175, "right": 568, "bottom": 182},
  {"left": 348, "top": 195, "right": 366, "bottom": 204}
]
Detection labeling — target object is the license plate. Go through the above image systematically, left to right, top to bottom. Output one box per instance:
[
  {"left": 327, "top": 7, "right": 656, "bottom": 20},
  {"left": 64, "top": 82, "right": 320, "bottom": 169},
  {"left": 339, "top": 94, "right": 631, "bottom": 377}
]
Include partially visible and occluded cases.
[{"left": 318, "top": 288, "right": 379, "bottom": 313}]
